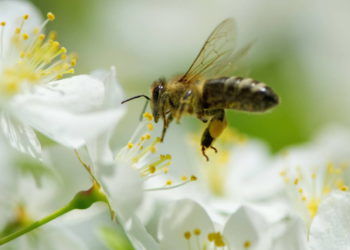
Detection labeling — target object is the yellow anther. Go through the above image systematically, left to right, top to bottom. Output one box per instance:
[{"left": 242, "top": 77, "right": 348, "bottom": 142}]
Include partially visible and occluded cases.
[
  {"left": 47, "top": 12, "right": 55, "bottom": 21},
  {"left": 23, "top": 14, "right": 29, "bottom": 20},
  {"left": 0, "top": 21, "right": 6, "bottom": 26},
  {"left": 15, "top": 27, "right": 21, "bottom": 34},
  {"left": 22, "top": 33, "right": 29, "bottom": 40},
  {"left": 39, "top": 34, "right": 45, "bottom": 40},
  {"left": 52, "top": 41, "right": 60, "bottom": 47},
  {"left": 60, "top": 47, "right": 67, "bottom": 53},
  {"left": 20, "top": 51, "right": 25, "bottom": 58},
  {"left": 61, "top": 54, "right": 67, "bottom": 60},
  {"left": 70, "top": 58, "right": 77, "bottom": 66},
  {"left": 67, "top": 69, "right": 75, "bottom": 74},
  {"left": 56, "top": 74, "right": 63, "bottom": 79},
  {"left": 143, "top": 112, "right": 153, "bottom": 121},
  {"left": 147, "top": 123, "right": 154, "bottom": 131},
  {"left": 145, "top": 133, "right": 151, "bottom": 140},
  {"left": 140, "top": 136, "right": 146, "bottom": 141},
  {"left": 127, "top": 142, "right": 133, "bottom": 149},
  {"left": 150, "top": 146, "right": 156, "bottom": 153},
  {"left": 148, "top": 165, "right": 156, "bottom": 174},
  {"left": 162, "top": 167, "right": 169, "bottom": 174},
  {"left": 311, "top": 173, "right": 316, "bottom": 179},
  {"left": 190, "top": 175, "right": 198, "bottom": 181},
  {"left": 181, "top": 176, "right": 188, "bottom": 182},
  {"left": 294, "top": 178, "right": 299, "bottom": 185},
  {"left": 165, "top": 180, "right": 172, "bottom": 186},
  {"left": 340, "top": 185, "right": 349, "bottom": 192},
  {"left": 298, "top": 188, "right": 303, "bottom": 193},
  {"left": 301, "top": 196, "right": 307, "bottom": 201},
  {"left": 194, "top": 228, "right": 201, "bottom": 236},
  {"left": 184, "top": 231, "right": 191, "bottom": 240},
  {"left": 208, "top": 233, "right": 215, "bottom": 242},
  {"left": 244, "top": 241, "right": 251, "bottom": 248}
]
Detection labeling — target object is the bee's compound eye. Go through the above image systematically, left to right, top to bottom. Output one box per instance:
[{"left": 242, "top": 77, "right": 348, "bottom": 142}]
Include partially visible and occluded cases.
[{"left": 152, "top": 85, "right": 163, "bottom": 102}]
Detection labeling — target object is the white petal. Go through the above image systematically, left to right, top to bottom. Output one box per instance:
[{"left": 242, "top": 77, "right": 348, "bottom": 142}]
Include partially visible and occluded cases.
[
  {"left": 0, "top": 0, "right": 43, "bottom": 51},
  {"left": 90, "top": 66, "right": 125, "bottom": 106},
  {"left": 87, "top": 67, "right": 126, "bottom": 167},
  {"left": 19, "top": 75, "right": 106, "bottom": 113},
  {"left": 0, "top": 113, "right": 41, "bottom": 158},
  {"left": 102, "top": 162, "right": 143, "bottom": 222},
  {"left": 309, "top": 191, "right": 350, "bottom": 250},
  {"left": 158, "top": 199, "right": 215, "bottom": 250},
  {"left": 223, "top": 206, "right": 270, "bottom": 250},
  {"left": 124, "top": 216, "right": 161, "bottom": 250},
  {"left": 271, "top": 216, "right": 309, "bottom": 250}
]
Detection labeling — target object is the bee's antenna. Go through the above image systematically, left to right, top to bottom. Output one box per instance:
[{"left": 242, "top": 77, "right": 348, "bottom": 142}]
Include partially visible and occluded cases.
[{"left": 121, "top": 95, "right": 150, "bottom": 104}]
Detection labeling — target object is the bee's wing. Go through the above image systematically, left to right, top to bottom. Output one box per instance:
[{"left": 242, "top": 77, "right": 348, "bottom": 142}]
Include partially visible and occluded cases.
[
  {"left": 179, "top": 18, "right": 238, "bottom": 83},
  {"left": 209, "top": 41, "right": 254, "bottom": 77}
]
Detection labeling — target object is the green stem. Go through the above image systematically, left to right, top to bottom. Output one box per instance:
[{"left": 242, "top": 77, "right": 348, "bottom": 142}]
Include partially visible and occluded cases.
[
  {"left": 0, "top": 182, "right": 109, "bottom": 246},
  {"left": 0, "top": 203, "right": 74, "bottom": 245}
]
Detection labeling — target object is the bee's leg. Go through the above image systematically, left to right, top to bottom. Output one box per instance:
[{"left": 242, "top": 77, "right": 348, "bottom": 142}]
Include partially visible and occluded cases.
[
  {"left": 175, "top": 90, "right": 193, "bottom": 123},
  {"left": 200, "top": 109, "right": 227, "bottom": 161},
  {"left": 160, "top": 114, "right": 173, "bottom": 142}
]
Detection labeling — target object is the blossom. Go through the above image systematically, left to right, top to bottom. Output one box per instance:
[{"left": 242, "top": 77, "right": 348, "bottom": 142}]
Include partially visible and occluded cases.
[
  {"left": 0, "top": 1, "right": 125, "bottom": 159},
  {"left": 0, "top": 136, "right": 87, "bottom": 249},
  {"left": 158, "top": 199, "right": 271, "bottom": 250}
]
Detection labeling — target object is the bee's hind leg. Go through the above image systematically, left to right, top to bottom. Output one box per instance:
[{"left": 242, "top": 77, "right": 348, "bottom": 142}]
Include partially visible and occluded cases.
[
  {"left": 175, "top": 90, "right": 193, "bottom": 123},
  {"left": 200, "top": 109, "right": 227, "bottom": 161}
]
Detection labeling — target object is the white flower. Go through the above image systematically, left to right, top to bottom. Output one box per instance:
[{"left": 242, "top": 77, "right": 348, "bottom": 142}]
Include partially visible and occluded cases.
[
  {"left": 0, "top": 1, "right": 125, "bottom": 159},
  {"left": 80, "top": 112, "right": 199, "bottom": 250},
  {"left": 100, "top": 112, "right": 197, "bottom": 221},
  {"left": 277, "top": 125, "right": 350, "bottom": 226},
  {"left": 0, "top": 139, "right": 87, "bottom": 249},
  {"left": 158, "top": 199, "right": 271, "bottom": 250}
]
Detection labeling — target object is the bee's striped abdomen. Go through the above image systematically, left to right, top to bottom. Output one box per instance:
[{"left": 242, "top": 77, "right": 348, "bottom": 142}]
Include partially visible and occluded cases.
[{"left": 201, "top": 76, "right": 279, "bottom": 112}]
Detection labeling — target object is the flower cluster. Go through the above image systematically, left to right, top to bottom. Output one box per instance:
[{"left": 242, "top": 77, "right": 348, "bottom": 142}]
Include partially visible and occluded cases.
[{"left": 0, "top": 1, "right": 350, "bottom": 250}]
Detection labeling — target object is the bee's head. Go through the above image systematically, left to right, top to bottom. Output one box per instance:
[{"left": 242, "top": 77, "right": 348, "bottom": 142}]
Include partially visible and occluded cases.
[{"left": 150, "top": 78, "right": 166, "bottom": 123}]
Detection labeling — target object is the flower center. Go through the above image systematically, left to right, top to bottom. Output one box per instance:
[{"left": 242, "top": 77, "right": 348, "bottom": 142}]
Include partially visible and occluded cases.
[
  {"left": 0, "top": 12, "right": 76, "bottom": 96},
  {"left": 117, "top": 112, "right": 197, "bottom": 191},
  {"left": 280, "top": 161, "right": 348, "bottom": 224},
  {"left": 182, "top": 227, "right": 252, "bottom": 250}
]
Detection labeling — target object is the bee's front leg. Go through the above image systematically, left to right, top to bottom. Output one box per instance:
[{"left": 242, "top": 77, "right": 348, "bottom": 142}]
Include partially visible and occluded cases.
[
  {"left": 175, "top": 90, "right": 193, "bottom": 123},
  {"left": 200, "top": 109, "right": 227, "bottom": 161},
  {"left": 160, "top": 113, "right": 173, "bottom": 142}
]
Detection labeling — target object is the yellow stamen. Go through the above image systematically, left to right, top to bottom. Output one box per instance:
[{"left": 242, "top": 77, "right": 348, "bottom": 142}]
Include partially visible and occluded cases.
[
  {"left": 47, "top": 12, "right": 55, "bottom": 21},
  {"left": 22, "top": 33, "right": 29, "bottom": 40},
  {"left": 143, "top": 112, "right": 153, "bottom": 121},
  {"left": 147, "top": 123, "right": 154, "bottom": 131},
  {"left": 190, "top": 175, "right": 198, "bottom": 181},
  {"left": 181, "top": 176, "right": 188, "bottom": 182},
  {"left": 194, "top": 228, "right": 201, "bottom": 236},
  {"left": 184, "top": 232, "right": 191, "bottom": 240},
  {"left": 244, "top": 241, "right": 251, "bottom": 248}
]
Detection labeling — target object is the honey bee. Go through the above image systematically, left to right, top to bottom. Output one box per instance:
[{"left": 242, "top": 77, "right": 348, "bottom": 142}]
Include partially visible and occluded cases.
[{"left": 122, "top": 18, "right": 279, "bottom": 161}]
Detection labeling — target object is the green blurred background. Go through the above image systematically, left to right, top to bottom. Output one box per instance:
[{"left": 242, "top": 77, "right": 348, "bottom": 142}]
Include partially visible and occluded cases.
[{"left": 29, "top": 0, "right": 350, "bottom": 152}]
